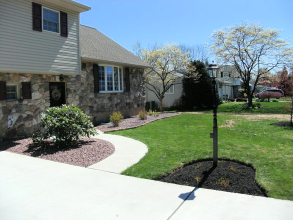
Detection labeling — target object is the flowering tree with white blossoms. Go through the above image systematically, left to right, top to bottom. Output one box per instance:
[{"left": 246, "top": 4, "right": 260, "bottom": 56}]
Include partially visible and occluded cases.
[
  {"left": 210, "top": 22, "right": 293, "bottom": 107},
  {"left": 138, "top": 43, "right": 190, "bottom": 112}
]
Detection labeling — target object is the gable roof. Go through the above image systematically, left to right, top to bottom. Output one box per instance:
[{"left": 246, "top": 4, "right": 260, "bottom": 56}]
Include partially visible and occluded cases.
[{"left": 80, "top": 25, "right": 150, "bottom": 68}]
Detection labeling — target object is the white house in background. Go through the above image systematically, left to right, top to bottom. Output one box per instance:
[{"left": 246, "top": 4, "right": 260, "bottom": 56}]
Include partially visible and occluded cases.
[
  {"left": 217, "top": 65, "right": 242, "bottom": 101},
  {"left": 145, "top": 72, "right": 184, "bottom": 109}
]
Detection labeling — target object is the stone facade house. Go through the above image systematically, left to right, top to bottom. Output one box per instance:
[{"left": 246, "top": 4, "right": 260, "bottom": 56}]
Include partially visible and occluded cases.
[{"left": 0, "top": 0, "right": 149, "bottom": 139}]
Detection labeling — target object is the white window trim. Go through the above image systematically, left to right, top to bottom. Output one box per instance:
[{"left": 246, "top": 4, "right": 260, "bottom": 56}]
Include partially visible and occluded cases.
[
  {"left": 42, "top": 6, "right": 60, "bottom": 34},
  {"left": 99, "top": 64, "right": 124, "bottom": 93},
  {"left": 6, "top": 84, "right": 19, "bottom": 101},
  {"left": 165, "top": 85, "right": 175, "bottom": 94}
]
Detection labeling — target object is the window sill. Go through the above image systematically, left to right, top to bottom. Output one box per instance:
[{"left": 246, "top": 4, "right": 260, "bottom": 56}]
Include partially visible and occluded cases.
[
  {"left": 42, "top": 30, "right": 60, "bottom": 35},
  {"left": 99, "top": 91, "right": 124, "bottom": 94},
  {"left": 6, "top": 99, "right": 23, "bottom": 103}
]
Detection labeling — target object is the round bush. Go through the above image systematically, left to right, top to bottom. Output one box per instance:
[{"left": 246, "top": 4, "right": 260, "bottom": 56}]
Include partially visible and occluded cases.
[{"left": 32, "top": 105, "right": 97, "bottom": 146}]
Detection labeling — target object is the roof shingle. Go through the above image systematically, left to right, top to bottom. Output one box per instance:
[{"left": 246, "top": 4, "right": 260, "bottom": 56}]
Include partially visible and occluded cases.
[{"left": 80, "top": 25, "right": 150, "bottom": 68}]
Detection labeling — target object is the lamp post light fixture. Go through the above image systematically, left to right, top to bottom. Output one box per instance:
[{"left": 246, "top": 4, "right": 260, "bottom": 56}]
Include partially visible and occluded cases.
[{"left": 207, "top": 62, "right": 220, "bottom": 167}]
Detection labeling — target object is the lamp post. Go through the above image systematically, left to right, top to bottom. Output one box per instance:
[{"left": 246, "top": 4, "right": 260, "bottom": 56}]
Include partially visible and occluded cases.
[{"left": 207, "top": 62, "right": 219, "bottom": 167}]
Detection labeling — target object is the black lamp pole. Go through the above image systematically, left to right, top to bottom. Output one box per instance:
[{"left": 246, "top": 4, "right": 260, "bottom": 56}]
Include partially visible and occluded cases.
[
  {"left": 208, "top": 62, "right": 219, "bottom": 167},
  {"left": 212, "top": 77, "right": 218, "bottom": 167}
]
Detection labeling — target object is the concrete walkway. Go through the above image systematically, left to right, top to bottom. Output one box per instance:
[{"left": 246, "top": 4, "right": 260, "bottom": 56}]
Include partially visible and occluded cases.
[
  {"left": 88, "top": 133, "right": 148, "bottom": 173},
  {"left": 1, "top": 151, "right": 293, "bottom": 220}
]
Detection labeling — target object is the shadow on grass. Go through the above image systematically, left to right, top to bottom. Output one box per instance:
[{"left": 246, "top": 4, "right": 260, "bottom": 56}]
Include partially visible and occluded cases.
[{"left": 270, "top": 121, "right": 293, "bottom": 130}]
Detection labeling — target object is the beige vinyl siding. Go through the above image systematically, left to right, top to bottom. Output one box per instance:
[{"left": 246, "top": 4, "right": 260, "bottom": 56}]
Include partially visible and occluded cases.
[
  {"left": 0, "top": 0, "right": 80, "bottom": 75},
  {"left": 146, "top": 78, "right": 183, "bottom": 107}
]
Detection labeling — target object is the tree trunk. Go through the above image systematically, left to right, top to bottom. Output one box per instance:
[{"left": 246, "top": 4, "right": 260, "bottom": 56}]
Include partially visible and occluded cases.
[
  {"left": 248, "top": 94, "right": 253, "bottom": 107},
  {"left": 290, "top": 95, "right": 293, "bottom": 126},
  {"left": 159, "top": 97, "right": 164, "bottom": 112}
]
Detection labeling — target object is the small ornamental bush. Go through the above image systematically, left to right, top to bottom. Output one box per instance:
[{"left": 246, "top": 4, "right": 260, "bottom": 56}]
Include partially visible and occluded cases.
[
  {"left": 259, "top": 92, "right": 282, "bottom": 102},
  {"left": 236, "top": 97, "right": 247, "bottom": 102},
  {"left": 242, "top": 103, "right": 263, "bottom": 110},
  {"left": 32, "top": 104, "right": 97, "bottom": 147},
  {"left": 147, "top": 110, "right": 160, "bottom": 117},
  {"left": 110, "top": 111, "right": 124, "bottom": 127},
  {"left": 138, "top": 111, "right": 147, "bottom": 120}
]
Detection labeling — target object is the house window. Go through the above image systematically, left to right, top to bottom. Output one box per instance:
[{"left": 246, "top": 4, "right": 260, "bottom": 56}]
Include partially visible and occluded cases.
[
  {"left": 32, "top": 3, "right": 67, "bottom": 37},
  {"left": 43, "top": 8, "right": 59, "bottom": 33},
  {"left": 99, "top": 65, "right": 123, "bottom": 92},
  {"left": 223, "top": 72, "right": 229, "bottom": 78},
  {"left": 6, "top": 85, "right": 17, "bottom": 100},
  {"left": 165, "top": 85, "right": 175, "bottom": 94}
]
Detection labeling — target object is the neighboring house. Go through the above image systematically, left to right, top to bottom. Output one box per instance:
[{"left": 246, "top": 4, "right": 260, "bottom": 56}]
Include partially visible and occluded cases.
[
  {"left": 0, "top": 0, "right": 149, "bottom": 139},
  {"left": 145, "top": 65, "right": 243, "bottom": 107},
  {"left": 217, "top": 65, "right": 242, "bottom": 101},
  {"left": 145, "top": 72, "right": 184, "bottom": 108}
]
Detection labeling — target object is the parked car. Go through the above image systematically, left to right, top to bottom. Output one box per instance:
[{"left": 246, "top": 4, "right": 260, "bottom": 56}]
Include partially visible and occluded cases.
[{"left": 255, "top": 88, "right": 284, "bottom": 98}]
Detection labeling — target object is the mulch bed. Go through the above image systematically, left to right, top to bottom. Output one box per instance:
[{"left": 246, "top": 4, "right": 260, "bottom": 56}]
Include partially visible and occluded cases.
[
  {"left": 96, "top": 112, "right": 180, "bottom": 132},
  {"left": 0, "top": 138, "right": 115, "bottom": 167},
  {"left": 158, "top": 158, "right": 267, "bottom": 197}
]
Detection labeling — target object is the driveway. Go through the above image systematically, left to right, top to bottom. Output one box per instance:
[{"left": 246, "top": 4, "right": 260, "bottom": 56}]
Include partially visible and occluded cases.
[{"left": 1, "top": 151, "right": 293, "bottom": 220}]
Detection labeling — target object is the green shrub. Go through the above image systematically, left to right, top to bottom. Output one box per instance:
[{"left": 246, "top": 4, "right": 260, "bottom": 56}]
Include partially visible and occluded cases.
[
  {"left": 241, "top": 103, "right": 263, "bottom": 110},
  {"left": 241, "top": 103, "right": 249, "bottom": 110},
  {"left": 32, "top": 104, "right": 97, "bottom": 146},
  {"left": 147, "top": 110, "right": 160, "bottom": 117},
  {"left": 110, "top": 111, "right": 124, "bottom": 127},
  {"left": 138, "top": 111, "right": 147, "bottom": 120}
]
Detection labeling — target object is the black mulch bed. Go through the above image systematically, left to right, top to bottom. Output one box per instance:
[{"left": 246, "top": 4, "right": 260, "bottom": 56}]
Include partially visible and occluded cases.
[{"left": 157, "top": 158, "right": 267, "bottom": 197}]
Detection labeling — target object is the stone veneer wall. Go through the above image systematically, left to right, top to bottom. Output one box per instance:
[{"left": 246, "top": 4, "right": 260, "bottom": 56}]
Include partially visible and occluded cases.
[{"left": 0, "top": 62, "right": 145, "bottom": 139}]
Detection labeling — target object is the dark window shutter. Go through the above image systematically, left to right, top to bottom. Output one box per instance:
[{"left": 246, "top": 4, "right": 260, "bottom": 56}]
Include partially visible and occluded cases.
[
  {"left": 32, "top": 2, "right": 42, "bottom": 32},
  {"left": 60, "top": 11, "right": 68, "bottom": 37},
  {"left": 93, "top": 64, "right": 99, "bottom": 93},
  {"left": 125, "top": 67, "right": 130, "bottom": 92},
  {"left": 221, "top": 72, "right": 223, "bottom": 78},
  {"left": 0, "top": 81, "right": 7, "bottom": 101},
  {"left": 22, "top": 82, "right": 32, "bottom": 99}
]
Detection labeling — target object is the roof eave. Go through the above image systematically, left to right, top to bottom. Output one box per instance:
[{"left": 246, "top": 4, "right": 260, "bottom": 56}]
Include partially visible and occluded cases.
[
  {"left": 43, "top": 0, "right": 91, "bottom": 12},
  {"left": 81, "top": 57, "right": 151, "bottom": 69}
]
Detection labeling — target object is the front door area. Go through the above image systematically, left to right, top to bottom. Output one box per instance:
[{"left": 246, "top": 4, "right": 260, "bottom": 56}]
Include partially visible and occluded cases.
[{"left": 49, "top": 82, "right": 66, "bottom": 107}]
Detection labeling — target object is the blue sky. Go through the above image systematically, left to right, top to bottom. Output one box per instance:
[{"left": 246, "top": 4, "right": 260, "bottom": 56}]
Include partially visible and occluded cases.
[{"left": 77, "top": 0, "right": 293, "bottom": 57}]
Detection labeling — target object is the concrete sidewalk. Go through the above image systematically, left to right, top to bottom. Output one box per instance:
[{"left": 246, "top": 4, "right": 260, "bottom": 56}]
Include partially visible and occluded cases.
[
  {"left": 89, "top": 133, "right": 148, "bottom": 173},
  {"left": 1, "top": 151, "right": 293, "bottom": 220}
]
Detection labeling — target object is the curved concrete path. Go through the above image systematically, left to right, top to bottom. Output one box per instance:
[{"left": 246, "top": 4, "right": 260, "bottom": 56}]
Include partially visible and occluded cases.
[{"left": 88, "top": 132, "right": 148, "bottom": 173}]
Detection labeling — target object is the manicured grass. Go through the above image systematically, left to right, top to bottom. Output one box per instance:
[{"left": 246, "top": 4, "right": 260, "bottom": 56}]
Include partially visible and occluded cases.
[
  {"left": 214, "top": 101, "right": 290, "bottom": 114},
  {"left": 111, "top": 114, "right": 293, "bottom": 200}
]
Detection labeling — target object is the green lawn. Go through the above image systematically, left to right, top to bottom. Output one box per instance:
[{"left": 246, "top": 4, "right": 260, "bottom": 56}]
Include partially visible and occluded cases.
[
  {"left": 214, "top": 101, "right": 290, "bottom": 114},
  {"left": 110, "top": 113, "right": 293, "bottom": 200}
]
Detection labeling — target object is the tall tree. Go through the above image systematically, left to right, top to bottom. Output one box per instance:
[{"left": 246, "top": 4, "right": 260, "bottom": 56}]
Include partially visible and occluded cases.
[
  {"left": 210, "top": 22, "right": 293, "bottom": 107},
  {"left": 136, "top": 43, "right": 190, "bottom": 112},
  {"left": 179, "top": 44, "right": 209, "bottom": 63},
  {"left": 181, "top": 60, "right": 213, "bottom": 109},
  {"left": 277, "top": 67, "right": 293, "bottom": 96}
]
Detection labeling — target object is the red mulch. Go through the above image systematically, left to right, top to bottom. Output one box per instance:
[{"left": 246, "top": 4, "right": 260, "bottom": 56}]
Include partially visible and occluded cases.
[
  {"left": 96, "top": 112, "right": 180, "bottom": 132},
  {"left": 0, "top": 138, "right": 115, "bottom": 167}
]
